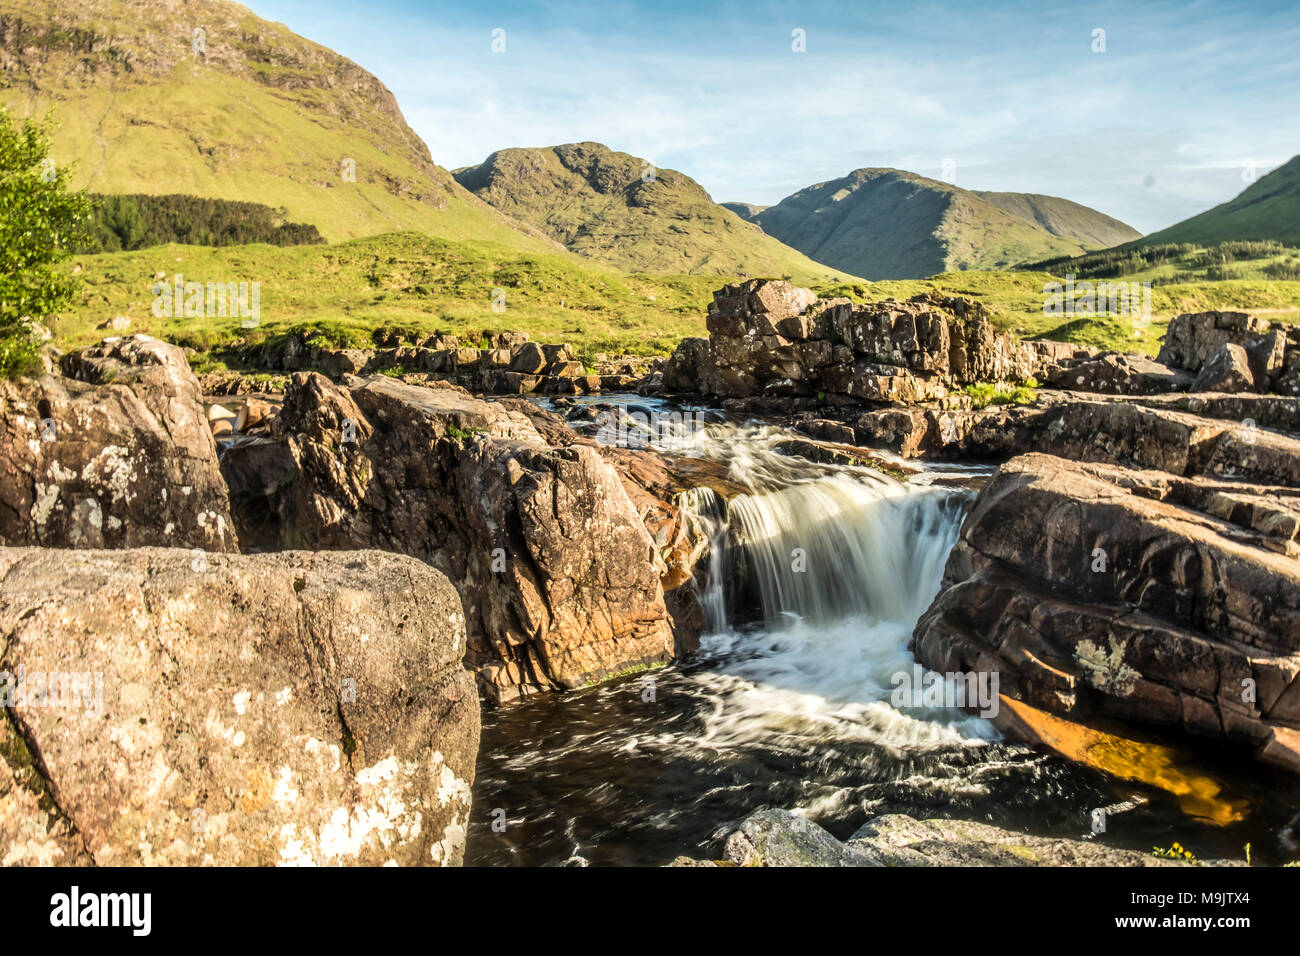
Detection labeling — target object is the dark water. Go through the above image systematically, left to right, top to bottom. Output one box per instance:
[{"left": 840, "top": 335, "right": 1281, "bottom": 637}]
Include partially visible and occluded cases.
[
  {"left": 467, "top": 402, "right": 1300, "bottom": 867},
  {"left": 467, "top": 641, "right": 1300, "bottom": 867}
]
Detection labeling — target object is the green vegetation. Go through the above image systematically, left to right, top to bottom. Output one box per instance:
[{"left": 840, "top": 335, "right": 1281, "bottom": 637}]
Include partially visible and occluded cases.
[
  {"left": 0, "top": 0, "right": 560, "bottom": 251},
  {"left": 0, "top": 108, "right": 90, "bottom": 378},
  {"left": 453, "top": 142, "right": 852, "bottom": 283},
  {"left": 751, "top": 168, "right": 1140, "bottom": 281},
  {"left": 83, "top": 194, "right": 324, "bottom": 252},
  {"left": 57, "top": 231, "right": 726, "bottom": 357},
  {"left": 55, "top": 233, "right": 1300, "bottom": 361},
  {"left": 1023, "top": 239, "right": 1300, "bottom": 286},
  {"left": 962, "top": 378, "right": 1039, "bottom": 408},
  {"left": 1151, "top": 842, "right": 1198, "bottom": 863}
]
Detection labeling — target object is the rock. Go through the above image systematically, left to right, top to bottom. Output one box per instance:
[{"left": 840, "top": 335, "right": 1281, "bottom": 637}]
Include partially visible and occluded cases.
[
  {"left": 696, "top": 281, "right": 1034, "bottom": 401},
  {"left": 1157, "top": 310, "right": 1270, "bottom": 372},
  {"left": 95, "top": 315, "right": 132, "bottom": 332},
  {"left": 1245, "top": 328, "right": 1288, "bottom": 389},
  {"left": 492, "top": 331, "right": 529, "bottom": 350},
  {"left": 0, "top": 335, "right": 237, "bottom": 552},
  {"left": 661, "top": 337, "right": 711, "bottom": 392},
  {"left": 509, "top": 341, "right": 548, "bottom": 375},
  {"left": 1192, "top": 343, "right": 1256, "bottom": 393},
  {"left": 319, "top": 349, "right": 374, "bottom": 378},
  {"left": 1040, "top": 351, "right": 1192, "bottom": 394},
  {"left": 548, "top": 360, "right": 585, "bottom": 378},
  {"left": 224, "top": 373, "right": 677, "bottom": 702},
  {"left": 236, "top": 398, "right": 274, "bottom": 432},
  {"left": 208, "top": 403, "right": 236, "bottom": 422},
  {"left": 912, "top": 453, "right": 1300, "bottom": 771},
  {"left": 0, "top": 546, "right": 479, "bottom": 866},
  {"left": 716, "top": 808, "right": 1194, "bottom": 867},
  {"left": 844, "top": 813, "right": 1206, "bottom": 866}
]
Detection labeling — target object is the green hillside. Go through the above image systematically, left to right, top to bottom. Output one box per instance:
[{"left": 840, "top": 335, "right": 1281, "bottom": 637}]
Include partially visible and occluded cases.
[
  {"left": 0, "top": 0, "right": 559, "bottom": 250},
  {"left": 453, "top": 142, "right": 854, "bottom": 283},
  {"left": 1136, "top": 155, "right": 1300, "bottom": 247},
  {"left": 753, "top": 168, "right": 1139, "bottom": 280},
  {"left": 974, "top": 191, "right": 1141, "bottom": 248},
  {"left": 56, "top": 232, "right": 728, "bottom": 359},
  {"left": 57, "top": 233, "right": 1300, "bottom": 363}
]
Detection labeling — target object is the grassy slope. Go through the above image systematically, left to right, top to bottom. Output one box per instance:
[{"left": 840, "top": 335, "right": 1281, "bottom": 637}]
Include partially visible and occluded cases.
[
  {"left": 0, "top": 0, "right": 559, "bottom": 250},
  {"left": 453, "top": 143, "right": 851, "bottom": 284},
  {"left": 1137, "top": 155, "right": 1300, "bottom": 247},
  {"left": 974, "top": 191, "right": 1142, "bottom": 247},
  {"left": 58, "top": 232, "right": 725, "bottom": 358},
  {"left": 59, "top": 233, "right": 1300, "bottom": 359}
]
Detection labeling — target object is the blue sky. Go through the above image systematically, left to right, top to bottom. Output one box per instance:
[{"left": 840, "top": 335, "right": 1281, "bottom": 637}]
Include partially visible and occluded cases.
[{"left": 249, "top": 0, "right": 1299, "bottom": 233}]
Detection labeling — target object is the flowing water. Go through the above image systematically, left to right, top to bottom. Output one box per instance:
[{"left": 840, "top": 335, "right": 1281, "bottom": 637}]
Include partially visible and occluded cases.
[{"left": 468, "top": 398, "right": 1300, "bottom": 866}]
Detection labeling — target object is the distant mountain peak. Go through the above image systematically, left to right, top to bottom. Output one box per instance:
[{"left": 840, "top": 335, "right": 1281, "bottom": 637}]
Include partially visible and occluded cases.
[{"left": 750, "top": 167, "right": 1140, "bottom": 279}]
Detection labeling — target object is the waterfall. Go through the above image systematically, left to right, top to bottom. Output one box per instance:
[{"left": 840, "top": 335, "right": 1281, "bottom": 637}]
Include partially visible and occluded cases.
[
  {"left": 671, "top": 422, "right": 996, "bottom": 750},
  {"left": 677, "top": 423, "right": 968, "bottom": 630}
]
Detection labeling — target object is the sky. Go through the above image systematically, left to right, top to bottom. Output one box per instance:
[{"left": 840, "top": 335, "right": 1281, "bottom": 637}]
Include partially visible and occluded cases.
[{"left": 248, "top": 0, "right": 1300, "bottom": 234}]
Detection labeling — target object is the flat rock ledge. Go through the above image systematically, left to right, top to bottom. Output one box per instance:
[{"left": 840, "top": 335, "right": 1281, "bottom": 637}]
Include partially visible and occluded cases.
[
  {"left": 0, "top": 546, "right": 478, "bottom": 866},
  {"left": 673, "top": 808, "right": 1219, "bottom": 867}
]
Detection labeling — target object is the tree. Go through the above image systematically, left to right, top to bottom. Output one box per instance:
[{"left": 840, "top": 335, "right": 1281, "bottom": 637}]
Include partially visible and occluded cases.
[{"left": 0, "top": 110, "right": 90, "bottom": 378}]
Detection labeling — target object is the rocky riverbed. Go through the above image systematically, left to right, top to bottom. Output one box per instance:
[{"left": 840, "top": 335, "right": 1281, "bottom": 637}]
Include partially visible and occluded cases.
[{"left": 2, "top": 277, "right": 1299, "bottom": 866}]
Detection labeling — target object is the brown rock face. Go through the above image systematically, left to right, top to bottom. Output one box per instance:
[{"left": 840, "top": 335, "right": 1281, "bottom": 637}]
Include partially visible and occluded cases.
[
  {"left": 676, "top": 279, "right": 1036, "bottom": 401},
  {"left": 1157, "top": 311, "right": 1271, "bottom": 372},
  {"left": 0, "top": 335, "right": 237, "bottom": 552},
  {"left": 1192, "top": 343, "right": 1257, "bottom": 393},
  {"left": 226, "top": 374, "right": 676, "bottom": 702},
  {"left": 912, "top": 453, "right": 1300, "bottom": 772},
  {"left": 0, "top": 546, "right": 478, "bottom": 866}
]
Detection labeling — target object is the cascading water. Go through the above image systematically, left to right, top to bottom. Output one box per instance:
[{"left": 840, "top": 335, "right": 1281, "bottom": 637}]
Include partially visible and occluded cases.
[
  {"left": 468, "top": 399, "right": 1276, "bottom": 866},
  {"left": 669, "top": 424, "right": 996, "bottom": 756}
]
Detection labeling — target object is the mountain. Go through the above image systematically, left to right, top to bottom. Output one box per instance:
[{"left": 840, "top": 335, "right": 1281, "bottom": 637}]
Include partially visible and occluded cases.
[
  {"left": 0, "top": 0, "right": 558, "bottom": 249},
  {"left": 453, "top": 143, "right": 854, "bottom": 282},
  {"left": 1136, "top": 155, "right": 1300, "bottom": 247},
  {"left": 752, "top": 168, "right": 1140, "bottom": 280},
  {"left": 973, "top": 192, "right": 1141, "bottom": 248},
  {"left": 720, "top": 202, "right": 768, "bottom": 221}
]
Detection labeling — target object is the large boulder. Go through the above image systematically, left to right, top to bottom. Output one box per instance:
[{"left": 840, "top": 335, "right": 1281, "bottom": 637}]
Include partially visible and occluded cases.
[
  {"left": 699, "top": 281, "right": 1035, "bottom": 401},
  {"left": 1157, "top": 310, "right": 1271, "bottom": 372},
  {"left": 0, "top": 335, "right": 237, "bottom": 552},
  {"left": 1191, "top": 343, "right": 1256, "bottom": 393},
  {"left": 225, "top": 374, "right": 677, "bottom": 702},
  {"left": 912, "top": 453, "right": 1300, "bottom": 772},
  {"left": 0, "top": 546, "right": 478, "bottom": 866},
  {"left": 710, "top": 808, "right": 1196, "bottom": 867}
]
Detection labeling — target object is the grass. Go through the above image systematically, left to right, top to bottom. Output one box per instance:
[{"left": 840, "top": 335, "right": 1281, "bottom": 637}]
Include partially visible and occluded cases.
[
  {"left": 51, "top": 231, "right": 1300, "bottom": 362},
  {"left": 56, "top": 231, "right": 725, "bottom": 358},
  {"left": 963, "top": 378, "right": 1039, "bottom": 408}
]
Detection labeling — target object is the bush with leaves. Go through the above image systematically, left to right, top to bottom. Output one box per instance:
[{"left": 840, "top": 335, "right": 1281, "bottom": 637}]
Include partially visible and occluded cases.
[{"left": 0, "top": 110, "right": 90, "bottom": 378}]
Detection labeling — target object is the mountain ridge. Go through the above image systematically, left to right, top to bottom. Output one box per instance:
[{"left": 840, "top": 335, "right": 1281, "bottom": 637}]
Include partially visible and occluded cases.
[
  {"left": 0, "top": 0, "right": 561, "bottom": 250},
  {"left": 453, "top": 142, "right": 856, "bottom": 282},
  {"left": 750, "top": 167, "right": 1141, "bottom": 280}
]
